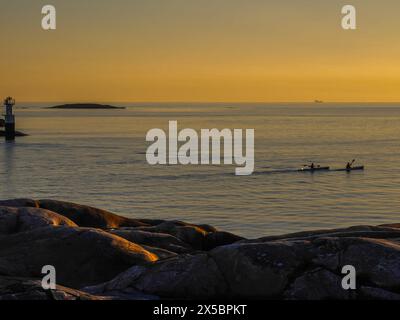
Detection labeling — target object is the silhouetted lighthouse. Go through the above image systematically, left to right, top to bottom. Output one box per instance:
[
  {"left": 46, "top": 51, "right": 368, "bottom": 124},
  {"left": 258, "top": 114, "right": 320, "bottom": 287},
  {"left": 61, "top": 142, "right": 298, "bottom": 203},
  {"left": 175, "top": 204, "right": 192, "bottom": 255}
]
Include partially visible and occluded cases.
[{"left": 3, "top": 96, "right": 16, "bottom": 140}]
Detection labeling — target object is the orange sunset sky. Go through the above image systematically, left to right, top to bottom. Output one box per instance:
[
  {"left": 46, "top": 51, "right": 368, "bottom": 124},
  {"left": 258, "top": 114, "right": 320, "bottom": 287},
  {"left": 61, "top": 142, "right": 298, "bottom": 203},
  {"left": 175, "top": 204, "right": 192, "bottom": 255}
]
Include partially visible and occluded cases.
[{"left": 1, "top": 0, "right": 400, "bottom": 102}]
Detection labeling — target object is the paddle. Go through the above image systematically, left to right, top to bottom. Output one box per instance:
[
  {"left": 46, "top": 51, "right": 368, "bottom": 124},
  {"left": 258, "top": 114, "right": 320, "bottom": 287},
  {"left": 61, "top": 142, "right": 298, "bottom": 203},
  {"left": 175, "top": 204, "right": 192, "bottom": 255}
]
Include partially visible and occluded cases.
[{"left": 346, "top": 159, "right": 356, "bottom": 170}]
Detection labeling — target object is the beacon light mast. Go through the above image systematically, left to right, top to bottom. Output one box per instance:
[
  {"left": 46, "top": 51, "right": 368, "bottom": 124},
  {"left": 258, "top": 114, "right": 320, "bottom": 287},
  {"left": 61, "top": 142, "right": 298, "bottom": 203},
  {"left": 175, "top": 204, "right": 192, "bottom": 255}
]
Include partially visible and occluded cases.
[{"left": 3, "top": 96, "right": 16, "bottom": 140}]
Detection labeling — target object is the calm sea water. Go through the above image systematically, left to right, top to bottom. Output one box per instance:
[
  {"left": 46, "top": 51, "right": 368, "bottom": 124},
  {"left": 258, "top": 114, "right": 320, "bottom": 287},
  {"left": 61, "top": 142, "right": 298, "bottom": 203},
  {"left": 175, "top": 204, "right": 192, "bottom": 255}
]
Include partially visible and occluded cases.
[{"left": 1, "top": 103, "right": 400, "bottom": 238}]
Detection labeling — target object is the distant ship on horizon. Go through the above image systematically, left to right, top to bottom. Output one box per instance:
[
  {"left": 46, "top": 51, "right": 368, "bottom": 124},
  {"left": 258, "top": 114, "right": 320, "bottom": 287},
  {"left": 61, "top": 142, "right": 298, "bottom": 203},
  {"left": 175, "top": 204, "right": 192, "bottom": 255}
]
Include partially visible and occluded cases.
[{"left": 314, "top": 100, "right": 324, "bottom": 104}]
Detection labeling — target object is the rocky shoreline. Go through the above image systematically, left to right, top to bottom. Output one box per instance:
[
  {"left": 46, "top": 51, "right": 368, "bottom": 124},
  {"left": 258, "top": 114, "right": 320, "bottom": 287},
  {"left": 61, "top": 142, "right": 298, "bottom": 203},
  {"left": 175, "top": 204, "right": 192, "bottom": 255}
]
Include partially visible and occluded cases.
[{"left": 1, "top": 198, "right": 400, "bottom": 300}]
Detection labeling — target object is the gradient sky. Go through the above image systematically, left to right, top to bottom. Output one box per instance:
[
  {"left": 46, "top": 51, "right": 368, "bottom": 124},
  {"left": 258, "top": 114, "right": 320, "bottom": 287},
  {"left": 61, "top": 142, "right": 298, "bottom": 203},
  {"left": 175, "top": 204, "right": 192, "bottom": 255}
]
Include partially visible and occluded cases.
[{"left": 1, "top": 0, "right": 400, "bottom": 102}]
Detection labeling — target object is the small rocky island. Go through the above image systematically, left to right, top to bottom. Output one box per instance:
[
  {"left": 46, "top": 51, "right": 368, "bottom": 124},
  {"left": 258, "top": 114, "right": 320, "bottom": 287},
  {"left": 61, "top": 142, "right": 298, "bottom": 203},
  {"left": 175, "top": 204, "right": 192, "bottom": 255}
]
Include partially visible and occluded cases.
[
  {"left": 47, "top": 103, "right": 126, "bottom": 110},
  {"left": 0, "top": 198, "right": 400, "bottom": 300}
]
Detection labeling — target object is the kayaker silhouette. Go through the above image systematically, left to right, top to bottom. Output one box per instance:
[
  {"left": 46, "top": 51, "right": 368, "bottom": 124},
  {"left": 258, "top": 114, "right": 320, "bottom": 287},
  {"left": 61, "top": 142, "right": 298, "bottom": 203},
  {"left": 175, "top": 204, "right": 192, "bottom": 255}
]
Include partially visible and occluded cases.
[{"left": 346, "top": 159, "right": 356, "bottom": 170}]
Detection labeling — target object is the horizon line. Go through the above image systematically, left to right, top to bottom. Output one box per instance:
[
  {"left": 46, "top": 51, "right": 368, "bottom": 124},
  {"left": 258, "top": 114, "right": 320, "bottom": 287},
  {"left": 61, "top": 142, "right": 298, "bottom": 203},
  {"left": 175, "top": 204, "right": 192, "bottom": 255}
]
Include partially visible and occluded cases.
[{"left": 11, "top": 100, "right": 400, "bottom": 105}]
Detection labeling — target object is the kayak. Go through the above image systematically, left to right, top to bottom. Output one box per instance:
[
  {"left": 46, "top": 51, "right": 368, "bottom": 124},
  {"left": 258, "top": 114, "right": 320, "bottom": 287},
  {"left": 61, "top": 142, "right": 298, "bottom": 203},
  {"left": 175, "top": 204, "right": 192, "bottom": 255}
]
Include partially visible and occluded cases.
[
  {"left": 298, "top": 166, "right": 330, "bottom": 172},
  {"left": 337, "top": 166, "right": 364, "bottom": 172}
]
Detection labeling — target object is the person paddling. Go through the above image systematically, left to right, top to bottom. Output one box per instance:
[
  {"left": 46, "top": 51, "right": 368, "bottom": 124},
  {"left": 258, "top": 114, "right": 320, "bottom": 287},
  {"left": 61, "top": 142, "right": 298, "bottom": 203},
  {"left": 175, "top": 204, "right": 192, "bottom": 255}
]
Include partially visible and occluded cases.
[{"left": 346, "top": 159, "right": 356, "bottom": 170}]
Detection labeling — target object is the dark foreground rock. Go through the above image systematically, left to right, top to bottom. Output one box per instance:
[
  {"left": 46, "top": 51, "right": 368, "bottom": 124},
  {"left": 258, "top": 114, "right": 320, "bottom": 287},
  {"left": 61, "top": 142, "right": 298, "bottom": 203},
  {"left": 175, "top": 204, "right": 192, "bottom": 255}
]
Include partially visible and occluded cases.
[
  {"left": 1, "top": 198, "right": 400, "bottom": 300},
  {"left": 0, "top": 199, "right": 39, "bottom": 208},
  {"left": 37, "top": 199, "right": 147, "bottom": 229},
  {"left": 0, "top": 206, "right": 77, "bottom": 234},
  {"left": 0, "top": 224, "right": 157, "bottom": 288},
  {"left": 109, "top": 229, "right": 193, "bottom": 254},
  {"left": 0, "top": 276, "right": 105, "bottom": 300}
]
